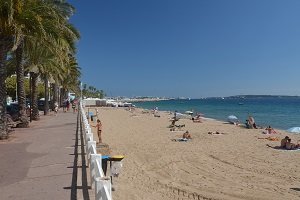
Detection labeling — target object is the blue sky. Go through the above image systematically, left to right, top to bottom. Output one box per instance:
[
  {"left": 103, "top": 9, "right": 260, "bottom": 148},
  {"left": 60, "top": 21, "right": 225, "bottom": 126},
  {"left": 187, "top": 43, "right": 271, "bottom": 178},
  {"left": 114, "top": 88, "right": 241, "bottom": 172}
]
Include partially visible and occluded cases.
[{"left": 69, "top": 0, "right": 300, "bottom": 98}]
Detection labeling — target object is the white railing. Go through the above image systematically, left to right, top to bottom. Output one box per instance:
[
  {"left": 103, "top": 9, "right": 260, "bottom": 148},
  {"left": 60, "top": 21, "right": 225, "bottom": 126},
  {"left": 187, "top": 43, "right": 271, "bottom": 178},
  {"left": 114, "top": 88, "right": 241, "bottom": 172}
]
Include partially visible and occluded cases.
[{"left": 80, "top": 101, "right": 112, "bottom": 200}]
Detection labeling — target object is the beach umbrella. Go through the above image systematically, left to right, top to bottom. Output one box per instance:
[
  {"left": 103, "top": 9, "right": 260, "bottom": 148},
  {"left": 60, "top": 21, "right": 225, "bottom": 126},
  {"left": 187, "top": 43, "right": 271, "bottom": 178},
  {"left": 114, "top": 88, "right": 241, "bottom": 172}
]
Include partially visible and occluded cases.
[
  {"left": 185, "top": 111, "right": 193, "bottom": 115},
  {"left": 227, "top": 115, "right": 238, "bottom": 123},
  {"left": 287, "top": 127, "right": 300, "bottom": 133}
]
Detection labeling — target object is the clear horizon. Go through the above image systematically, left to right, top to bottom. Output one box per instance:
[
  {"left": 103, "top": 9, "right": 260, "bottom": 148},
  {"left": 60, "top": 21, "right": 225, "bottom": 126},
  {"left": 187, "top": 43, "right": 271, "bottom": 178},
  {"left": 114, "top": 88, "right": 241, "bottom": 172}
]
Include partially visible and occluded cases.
[{"left": 69, "top": 0, "right": 300, "bottom": 98}]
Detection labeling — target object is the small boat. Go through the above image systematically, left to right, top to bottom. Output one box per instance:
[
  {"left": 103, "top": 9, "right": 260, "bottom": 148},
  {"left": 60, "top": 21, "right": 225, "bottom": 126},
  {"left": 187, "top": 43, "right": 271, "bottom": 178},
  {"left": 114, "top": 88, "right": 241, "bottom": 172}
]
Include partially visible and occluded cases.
[{"left": 238, "top": 102, "right": 244, "bottom": 105}]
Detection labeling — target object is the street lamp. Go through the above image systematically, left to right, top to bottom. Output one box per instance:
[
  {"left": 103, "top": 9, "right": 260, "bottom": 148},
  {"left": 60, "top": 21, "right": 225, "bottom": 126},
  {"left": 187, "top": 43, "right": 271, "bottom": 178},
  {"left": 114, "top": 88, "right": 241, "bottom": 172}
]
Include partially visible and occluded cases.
[
  {"left": 29, "top": 72, "right": 34, "bottom": 122},
  {"left": 80, "top": 81, "right": 83, "bottom": 101}
]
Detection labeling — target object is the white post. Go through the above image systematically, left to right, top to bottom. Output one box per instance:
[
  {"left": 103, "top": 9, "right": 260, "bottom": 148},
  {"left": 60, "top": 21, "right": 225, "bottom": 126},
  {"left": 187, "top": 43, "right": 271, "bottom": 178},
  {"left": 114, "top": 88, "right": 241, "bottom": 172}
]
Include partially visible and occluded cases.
[
  {"left": 87, "top": 141, "right": 96, "bottom": 163},
  {"left": 90, "top": 154, "right": 102, "bottom": 189},
  {"left": 95, "top": 177, "right": 112, "bottom": 200}
]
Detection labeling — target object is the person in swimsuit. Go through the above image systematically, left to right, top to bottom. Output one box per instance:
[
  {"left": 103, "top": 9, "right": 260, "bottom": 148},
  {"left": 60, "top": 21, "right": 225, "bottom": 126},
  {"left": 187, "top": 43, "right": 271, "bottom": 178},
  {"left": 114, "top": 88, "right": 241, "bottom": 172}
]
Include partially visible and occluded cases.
[
  {"left": 92, "top": 119, "right": 102, "bottom": 143},
  {"left": 183, "top": 131, "right": 192, "bottom": 139},
  {"left": 285, "top": 138, "right": 300, "bottom": 150}
]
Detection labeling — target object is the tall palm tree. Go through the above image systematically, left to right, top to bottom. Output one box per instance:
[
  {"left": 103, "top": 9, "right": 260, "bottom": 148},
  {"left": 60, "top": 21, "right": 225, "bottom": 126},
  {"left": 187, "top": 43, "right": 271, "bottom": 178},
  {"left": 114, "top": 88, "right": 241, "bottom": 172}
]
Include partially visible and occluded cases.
[
  {"left": 0, "top": 0, "right": 22, "bottom": 136},
  {"left": 1, "top": 0, "right": 80, "bottom": 134},
  {"left": 15, "top": 0, "right": 79, "bottom": 123},
  {"left": 60, "top": 56, "right": 81, "bottom": 97}
]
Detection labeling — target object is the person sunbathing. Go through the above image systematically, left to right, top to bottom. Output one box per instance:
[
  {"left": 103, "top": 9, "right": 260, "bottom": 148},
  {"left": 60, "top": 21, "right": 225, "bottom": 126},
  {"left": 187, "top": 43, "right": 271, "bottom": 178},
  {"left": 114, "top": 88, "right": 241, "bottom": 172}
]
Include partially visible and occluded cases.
[
  {"left": 192, "top": 117, "right": 202, "bottom": 123},
  {"left": 265, "top": 126, "right": 276, "bottom": 134},
  {"left": 183, "top": 131, "right": 192, "bottom": 139},
  {"left": 208, "top": 131, "right": 226, "bottom": 135},
  {"left": 280, "top": 136, "right": 290, "bottom": 148},
  {"left": 285, "top": 138, "right": 300, "bottom": 150}
]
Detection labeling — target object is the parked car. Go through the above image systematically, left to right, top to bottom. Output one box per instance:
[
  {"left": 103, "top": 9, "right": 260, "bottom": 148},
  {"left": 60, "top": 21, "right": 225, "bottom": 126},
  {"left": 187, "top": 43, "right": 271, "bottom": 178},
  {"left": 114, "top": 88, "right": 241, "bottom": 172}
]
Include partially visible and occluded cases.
[
  {"left": 38, "top": 100, "right": 52, "bottom": 111},
  {"left": 6, "top": 102, "right": 31, "bottom": 121},
  {"left": 6, "top": 103, "right": 19, "bottom": 121}
]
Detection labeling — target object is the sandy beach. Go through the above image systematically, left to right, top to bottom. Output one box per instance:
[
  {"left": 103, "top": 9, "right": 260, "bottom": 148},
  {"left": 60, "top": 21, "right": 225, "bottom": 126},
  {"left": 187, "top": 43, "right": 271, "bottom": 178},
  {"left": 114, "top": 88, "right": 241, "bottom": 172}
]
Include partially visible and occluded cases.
[{"left": 89, "top": 107, "right": 300, "bottom": 200}]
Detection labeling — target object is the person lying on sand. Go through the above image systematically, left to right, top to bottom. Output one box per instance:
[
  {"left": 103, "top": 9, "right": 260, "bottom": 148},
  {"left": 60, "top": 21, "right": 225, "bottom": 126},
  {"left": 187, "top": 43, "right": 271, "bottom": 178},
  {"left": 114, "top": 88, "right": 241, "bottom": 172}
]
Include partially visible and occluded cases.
[
  {"left": 191, "top": 113, "right": 203, "bottom": 122},
  {"left": 192, "top": 117, "right": 202, "bottom": 123},
  {"left": 170, "top": 124, "right": 185, "bottom": 131},
  {"left": 208, "top": 131, "right": 224, "bottom": 135},
  {"left": 258, "top": 136, "right": 279, "bottom": 141}
]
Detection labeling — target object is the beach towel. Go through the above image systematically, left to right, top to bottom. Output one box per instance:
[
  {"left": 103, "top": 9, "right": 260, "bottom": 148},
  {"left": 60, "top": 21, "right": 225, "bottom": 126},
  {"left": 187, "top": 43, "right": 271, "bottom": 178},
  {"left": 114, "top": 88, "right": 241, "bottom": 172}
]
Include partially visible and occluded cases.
[
  {"left": 169, "top": 129, "right": 185, "bottom": 132},
  {"left": 258, "top": 137, "right": 279, "bottom": 141},
  {"left": 171, "top": 138, "right": 191, "bottom": 142},
  {"left": 266, "top": 144, "right": 300, "bottom": 151}
]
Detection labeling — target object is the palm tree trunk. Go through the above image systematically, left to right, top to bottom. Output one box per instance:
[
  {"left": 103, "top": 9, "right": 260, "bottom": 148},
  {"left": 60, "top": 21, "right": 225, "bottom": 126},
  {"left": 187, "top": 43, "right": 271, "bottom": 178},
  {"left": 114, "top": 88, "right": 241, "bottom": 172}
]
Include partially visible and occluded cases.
[
  {"left": 0, "top": 35, "right": 12, "bottom": 138},
  {"left": 16, "top": 41, "right": 29, "bottom": 128},
  {"left": 32, "top": 73, "right": 40, "bottom": 120},
  {"left": 44, "top": 76, "right": 49, "bottom": 115},
  {"left": 53, "top": 83, "right": 58, "bottom": 107},
  {"left": 60, "top": 87, "right": 66, "bottom": 106}
]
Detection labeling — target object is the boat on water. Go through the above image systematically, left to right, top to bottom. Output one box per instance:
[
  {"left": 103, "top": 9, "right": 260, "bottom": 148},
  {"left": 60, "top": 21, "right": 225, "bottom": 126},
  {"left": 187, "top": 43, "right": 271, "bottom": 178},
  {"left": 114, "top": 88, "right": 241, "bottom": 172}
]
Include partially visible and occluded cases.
[{"left": 238, "top": 102, "right": 244, "bottom": 105}]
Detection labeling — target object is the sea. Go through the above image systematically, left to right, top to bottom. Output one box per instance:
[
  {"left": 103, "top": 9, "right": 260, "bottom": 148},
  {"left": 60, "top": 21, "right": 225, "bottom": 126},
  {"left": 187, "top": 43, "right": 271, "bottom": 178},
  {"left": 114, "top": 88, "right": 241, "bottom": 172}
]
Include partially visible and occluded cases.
[{"left": 133, "top": 97, "right": 300, "bottom": 131}]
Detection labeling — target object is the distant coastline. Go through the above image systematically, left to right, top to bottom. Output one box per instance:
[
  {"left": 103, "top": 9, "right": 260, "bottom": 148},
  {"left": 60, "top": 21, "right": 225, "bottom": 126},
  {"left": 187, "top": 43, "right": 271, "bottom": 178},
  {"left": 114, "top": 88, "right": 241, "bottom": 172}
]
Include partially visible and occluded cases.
[{"left": 127, "top": 95, "right": 300, "bottom": 102}]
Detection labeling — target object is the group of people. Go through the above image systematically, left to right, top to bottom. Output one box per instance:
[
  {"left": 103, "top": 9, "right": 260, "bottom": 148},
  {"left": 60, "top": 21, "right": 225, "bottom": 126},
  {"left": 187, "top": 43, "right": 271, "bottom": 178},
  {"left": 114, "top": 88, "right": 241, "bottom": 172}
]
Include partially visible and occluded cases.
[
  {"left": 53, "top": 99, "right": 77, "bottom": 115},
  {"left": 62, "top": 99, "right": 77, "bottom": 113},
  {"left": 169, "top": 111, "right": 192, "bottom": 140},
  {"left": 280, "top": 136, "right": 300, "bottom": 150}
]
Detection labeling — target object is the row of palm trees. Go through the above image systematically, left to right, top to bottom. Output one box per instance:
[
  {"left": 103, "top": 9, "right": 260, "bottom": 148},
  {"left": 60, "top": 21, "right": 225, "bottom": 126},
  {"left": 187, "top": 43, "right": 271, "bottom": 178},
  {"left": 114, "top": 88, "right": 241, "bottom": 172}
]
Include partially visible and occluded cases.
[
  {"left": 0, "top": 0, "right": 81, "bottom": 139},
  {"left": 82, "top": 83, "right": 105, "bottom": 99}
]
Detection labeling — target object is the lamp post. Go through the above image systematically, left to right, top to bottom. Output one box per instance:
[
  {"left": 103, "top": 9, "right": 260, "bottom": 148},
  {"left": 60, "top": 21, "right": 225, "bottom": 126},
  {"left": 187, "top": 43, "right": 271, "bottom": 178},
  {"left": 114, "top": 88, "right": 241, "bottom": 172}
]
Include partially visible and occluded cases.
[
  {"left": 29, "top": 72, "right": 34, "bottom": 122},
  {"left": 80, "top": 81, "right": 83, "bottom": 101}
]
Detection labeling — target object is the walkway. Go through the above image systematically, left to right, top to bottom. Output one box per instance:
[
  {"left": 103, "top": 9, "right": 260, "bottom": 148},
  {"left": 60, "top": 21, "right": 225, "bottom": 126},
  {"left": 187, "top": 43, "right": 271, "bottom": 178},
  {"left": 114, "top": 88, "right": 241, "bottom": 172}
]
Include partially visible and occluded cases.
[{"left": 0, "top": 110, "right": 93, "bottom": 200}]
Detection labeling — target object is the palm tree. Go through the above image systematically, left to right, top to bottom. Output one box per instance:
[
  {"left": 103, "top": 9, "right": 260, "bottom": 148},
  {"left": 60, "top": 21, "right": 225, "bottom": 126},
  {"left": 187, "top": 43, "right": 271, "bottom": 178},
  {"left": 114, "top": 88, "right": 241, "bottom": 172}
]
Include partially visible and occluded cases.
[
  {"left": 0, "top": 0, "right": 22, "bottom": 136},
  {"left": 0, "top": 0, "right": 61, "bottom": 127},
  {"left": 1, "top": 0, "right": 80, "bottom": 134},
  {"left": 15, "top": 0, "right": 79, "bottom": 122}
]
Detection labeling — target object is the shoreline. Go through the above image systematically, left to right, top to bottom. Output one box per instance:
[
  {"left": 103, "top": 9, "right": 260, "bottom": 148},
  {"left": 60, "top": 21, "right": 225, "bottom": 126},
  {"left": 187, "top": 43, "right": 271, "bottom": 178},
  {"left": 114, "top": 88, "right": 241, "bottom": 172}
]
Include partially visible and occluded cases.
[{"left": 89, "top": 106, "right": 300, "bottom": 200}]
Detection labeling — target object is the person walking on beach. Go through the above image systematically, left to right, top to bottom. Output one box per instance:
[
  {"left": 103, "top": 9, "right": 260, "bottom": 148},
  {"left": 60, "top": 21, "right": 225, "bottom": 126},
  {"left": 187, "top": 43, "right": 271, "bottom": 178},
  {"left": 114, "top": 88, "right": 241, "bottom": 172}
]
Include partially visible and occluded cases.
[{"left": 92, "top": 119, "right": 102, "bottom": 144}]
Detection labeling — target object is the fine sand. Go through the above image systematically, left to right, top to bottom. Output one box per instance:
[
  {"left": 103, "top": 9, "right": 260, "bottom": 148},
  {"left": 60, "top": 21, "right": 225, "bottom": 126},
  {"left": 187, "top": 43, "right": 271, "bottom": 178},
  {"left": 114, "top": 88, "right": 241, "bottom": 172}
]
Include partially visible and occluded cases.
[{"left": 89, "top": 107, "right": 300, "bottom": 200}]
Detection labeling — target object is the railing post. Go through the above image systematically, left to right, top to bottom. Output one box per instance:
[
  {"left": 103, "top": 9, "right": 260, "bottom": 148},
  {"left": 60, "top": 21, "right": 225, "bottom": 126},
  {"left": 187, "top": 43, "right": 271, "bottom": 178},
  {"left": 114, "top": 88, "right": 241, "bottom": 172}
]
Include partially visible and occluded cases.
[
  {"left": 80, "top": 101, "right": 112, "bottom": 200},
  {"left": 87, "top": 141, "right": 96, "bottom": 166},
  {"left": 90, "top": 154, "right": 102, "bottom": 189},
  {"left": 95, "top": 177, "right": 112, "bottom": 200}
]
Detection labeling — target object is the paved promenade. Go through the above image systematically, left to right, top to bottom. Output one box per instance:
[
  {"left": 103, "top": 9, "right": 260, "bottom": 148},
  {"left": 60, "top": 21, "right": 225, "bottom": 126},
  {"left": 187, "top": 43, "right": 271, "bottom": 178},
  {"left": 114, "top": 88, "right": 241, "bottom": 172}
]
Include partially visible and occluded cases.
[{"left": 0, "top": 110, "right": 93, "bottom": 200}]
